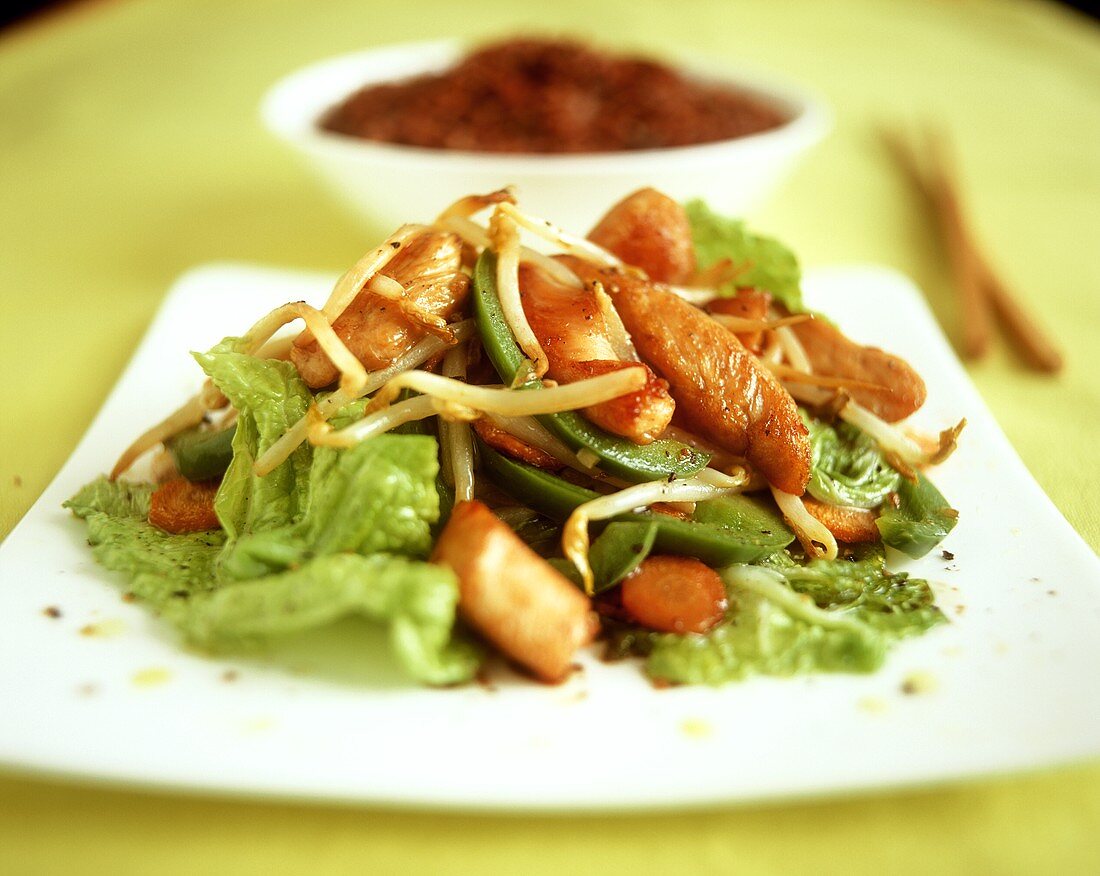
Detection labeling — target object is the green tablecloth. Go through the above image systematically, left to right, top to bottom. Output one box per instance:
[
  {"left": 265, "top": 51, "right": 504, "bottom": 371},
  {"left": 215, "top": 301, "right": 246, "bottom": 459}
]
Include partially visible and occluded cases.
[{"left": 2, "top": 0, "right": 1098, "bottom": 871}]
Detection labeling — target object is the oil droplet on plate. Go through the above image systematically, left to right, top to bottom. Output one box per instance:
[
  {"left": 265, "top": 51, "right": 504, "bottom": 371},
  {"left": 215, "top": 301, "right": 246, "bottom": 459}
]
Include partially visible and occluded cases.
[
  {"left": 79, "top": 619, "right": 126, "bottom": 639},
  {"left": 132, "top": 667, "right": 171, "bottom": 688},
  {"left": 900, "top": 671, "right": 938, "bottom": 696},
  {"left": 858, "top": 696, "right": 888, "bottom": 714},
  {"left": 680, "top": 718, "right": 712, "bottom": 739}
]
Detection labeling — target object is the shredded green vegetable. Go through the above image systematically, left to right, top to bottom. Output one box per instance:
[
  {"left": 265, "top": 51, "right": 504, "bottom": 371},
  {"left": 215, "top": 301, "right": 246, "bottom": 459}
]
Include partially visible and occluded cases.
[
  {"left": 685, "top": 200, "right": 804, "bottom": 312},
  {"left": 804, "top": 412, "right": 902, "bottom": 509}
]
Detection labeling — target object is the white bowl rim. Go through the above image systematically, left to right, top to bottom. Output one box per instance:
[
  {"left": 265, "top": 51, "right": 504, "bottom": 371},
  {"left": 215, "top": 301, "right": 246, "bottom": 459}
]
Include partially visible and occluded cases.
[{"left": 260, "top": 38, "right": 832, "bottom": 174}]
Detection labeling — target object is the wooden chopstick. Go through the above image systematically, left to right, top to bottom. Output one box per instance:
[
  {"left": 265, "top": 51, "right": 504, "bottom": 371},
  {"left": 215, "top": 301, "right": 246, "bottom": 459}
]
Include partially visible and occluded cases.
[
  {"left": 879, "top": 124, "right": 1063, "bottom": 373},
  {"left": 921, "top": 127, "right": 994, "bottom": 360},
  {"left": 976, "top": 258, "right": 1064, "bottom": 372}
]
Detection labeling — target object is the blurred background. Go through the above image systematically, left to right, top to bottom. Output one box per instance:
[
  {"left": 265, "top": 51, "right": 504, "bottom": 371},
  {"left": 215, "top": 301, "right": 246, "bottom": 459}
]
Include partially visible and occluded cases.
[
  {"left": 0, "top": 0, "right": 1094, "bottom": 27},
  {"left": 2, "top": 0, "right": 1097, "bottom": 27}
]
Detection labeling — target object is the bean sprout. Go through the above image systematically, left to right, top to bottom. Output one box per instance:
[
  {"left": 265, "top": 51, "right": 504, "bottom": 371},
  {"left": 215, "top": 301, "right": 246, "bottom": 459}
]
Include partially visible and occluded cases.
[
  {"left": 490, "top": 207, "right": 549, "bottom": 377},
  {"left": 435, "top": 215, "right": 582, "bottom": 287},
  {"left": 317, "top": 224, "right": 425, "bottom": 324},
  {"left": 593, "top": 281, "right": 639, "bottom": 362},
  {"left": 254, "top": 320, "right": 477, "bottom": 476},
  {"left": 775, "top": 325, "right": 812, "bottom": 373},
  {"left": 439, "top": 344, "right": 476, "bottom": 503},
  {"left": 323, "top": 366, "right": 647, "bottom": 449},
  {"left": 563, "top": 469, "right": 748, "bottom": 593},
  {"left": 771, "top": 487, "right": 838, "bottom": 560}
]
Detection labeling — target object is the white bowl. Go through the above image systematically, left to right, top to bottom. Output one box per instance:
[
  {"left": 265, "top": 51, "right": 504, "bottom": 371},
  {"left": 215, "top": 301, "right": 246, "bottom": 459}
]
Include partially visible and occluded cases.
[{"left": 261, "top": 39, "right": 832, "bottom": 233}]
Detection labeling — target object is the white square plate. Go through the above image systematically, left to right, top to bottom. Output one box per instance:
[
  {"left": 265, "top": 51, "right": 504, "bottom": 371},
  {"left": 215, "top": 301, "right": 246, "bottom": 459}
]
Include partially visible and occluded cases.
[{"left": 2, "top": 263, "right": 1098, "bottom": 811}]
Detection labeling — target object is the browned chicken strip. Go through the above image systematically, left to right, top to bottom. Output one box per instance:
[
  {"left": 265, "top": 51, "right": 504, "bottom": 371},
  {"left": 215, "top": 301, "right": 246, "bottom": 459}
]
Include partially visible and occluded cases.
[
  {"left": 587, "top": 187, "right": 696, "bottom": 284},
  {"left": 586, "top": 189, "right": 923, "bottom": 422},
  {"left": 290, "top": 231, "right": 470, "bottom": 388},
  {"left": 519, "top": 262, "right": 675, "bottom": 444},
  {"left": 571, "top": 264, "right": 811, "bottom": 495},
  {"left": 706, "top": 288, "right": 771, "bottom": 354},
  {"left": 791, "top": 319, "right": 927, "bottom": 422},
  {"left": 432, "top": 500, "right": 598, "bottom": 683}
]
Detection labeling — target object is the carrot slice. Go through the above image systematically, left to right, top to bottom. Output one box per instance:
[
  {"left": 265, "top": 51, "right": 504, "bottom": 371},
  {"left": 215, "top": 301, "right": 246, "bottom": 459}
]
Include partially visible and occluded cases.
[
  {"left": 148, "top": 478, "right": 221, "bottom": 534},
  {"left": 802, "top": 498, "right": 880, "bottom": 544},
  {"left": 620, "top": 555, "right": 728, "bottom": 634}
]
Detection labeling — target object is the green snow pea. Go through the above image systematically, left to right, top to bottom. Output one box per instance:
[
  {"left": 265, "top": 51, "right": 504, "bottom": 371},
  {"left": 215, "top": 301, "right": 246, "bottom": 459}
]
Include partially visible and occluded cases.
[
  {"left": 167, "top": 425, "right": 236, "bottom": 481},
  {"left": 479, "top": 443, "right": 793, "bottom": 567},
  {"left": 876, "top": 472, "right": 958, "bottom": 558},
  {"left": 546, "top": 521, "right": 657, "bottom": 594},
  {"left": 588, "top": 521, "right": 659, "bottom": 592}
]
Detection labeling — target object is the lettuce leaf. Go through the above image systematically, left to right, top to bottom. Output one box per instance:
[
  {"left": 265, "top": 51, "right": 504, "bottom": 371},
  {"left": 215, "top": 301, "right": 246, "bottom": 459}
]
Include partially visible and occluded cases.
[
  {"left": 685, "top": 200, "right": 804, "bottom": 312},
  {"left": 193, "top": 340, "right": 313, "bottom": 542},
  {"left": 66, "top": 343, "right": 472, "bottom": 685},
  {"left": 801, "top": 411, "right": 957, "bottom": 557},
  {"left": 803, "top": 412, "right": 902, "bottom": 510},
  {"left": 218, "top": 435, "right": 441, "bottom": 579},
  {"left": 302, "top": 436, "right": 438, "bottom": 556},
  {"left": 65, "top": 466, "right": 470, "bottom": 683},
  {"left": 64, "top": 476, "right": 154, "bottom": 520},
  {"left": 65, "top": 479, "right": 225, "bottom": 605},
  {"left": 82, "top": 513, "right": 225, "bottom": 589},
  {"left": 88, "top": 517, "right": 226, "bottom": 605},
  {"left": 774, "top": 544, "right": 944, "bottom": 633},
  {"left": 643, "top": 550, "right": 944, "bottom": 685},
  {"left": 171, "top": 553, "right": 478, "bottom": 685},
  {"left": 645, "top": 586, "right": 885, "bottom": 684}
]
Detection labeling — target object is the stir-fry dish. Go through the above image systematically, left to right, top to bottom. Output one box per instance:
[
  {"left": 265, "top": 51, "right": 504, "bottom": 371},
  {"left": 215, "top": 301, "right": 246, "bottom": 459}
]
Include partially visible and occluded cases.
[{"left": 66, "top": 188, "right": 964, "bottom": 686}]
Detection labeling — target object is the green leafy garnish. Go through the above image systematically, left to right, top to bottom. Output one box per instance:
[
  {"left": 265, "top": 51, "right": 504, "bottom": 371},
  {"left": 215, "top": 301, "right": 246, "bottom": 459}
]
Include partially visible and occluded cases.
[
  {"left": 685, "top": 200, "right": 804, "bottom": 311},
  {"left": 64, "top": 335, "right": 478, "bottom": 686},
  {"left": 193, "top": 340, "right": 312, "bottom": 542},
  {"left": 804, "top": 412, "right": 902, "bottom": 509},
  {"left": 219, "top": 435, "right": 441, "bottom": 579},
  {"left": 65, "top": 476, "right": 154, "bottom": 520},
  {"left": 65, "top": 478, "right": 224, "bottom": 604},
  {"left": 776, "top": 544, "right": 944, "bottom": 633},
  {"left": 642, "top": 548, "right": 944, "bottom": 685},
  {"left": 172, "top": 553, "right": 478, "bottom": 686}
]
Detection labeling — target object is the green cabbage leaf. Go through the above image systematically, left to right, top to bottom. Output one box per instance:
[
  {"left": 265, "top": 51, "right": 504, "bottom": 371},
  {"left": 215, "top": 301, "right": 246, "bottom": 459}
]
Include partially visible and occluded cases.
[{"left": 685, "top": 200, "right": 804, "bottom": 312}]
